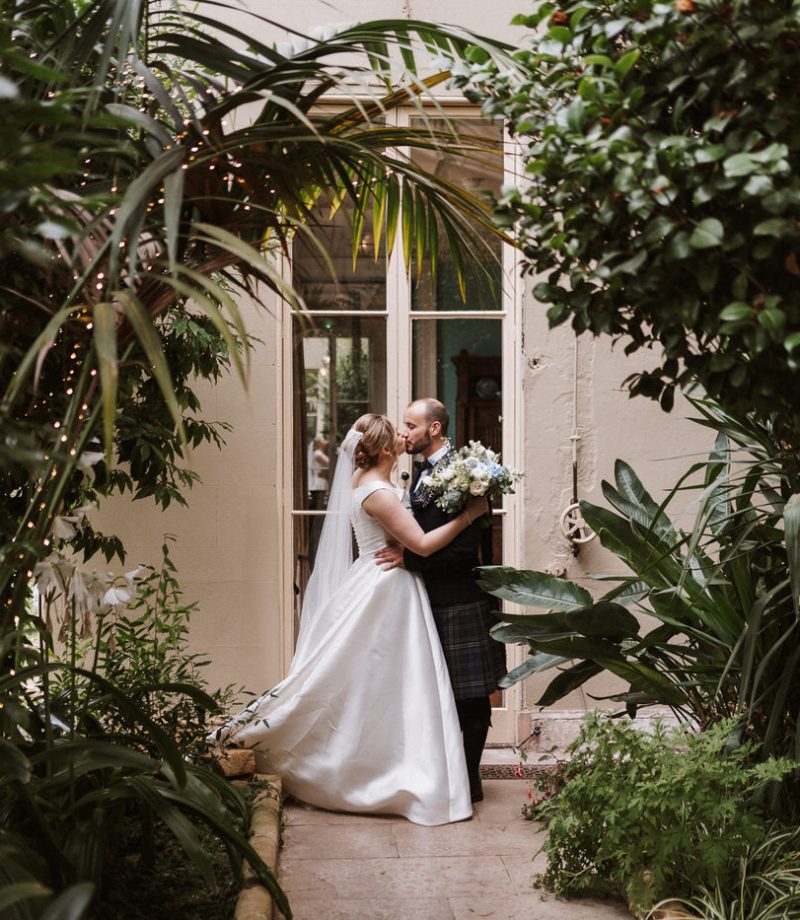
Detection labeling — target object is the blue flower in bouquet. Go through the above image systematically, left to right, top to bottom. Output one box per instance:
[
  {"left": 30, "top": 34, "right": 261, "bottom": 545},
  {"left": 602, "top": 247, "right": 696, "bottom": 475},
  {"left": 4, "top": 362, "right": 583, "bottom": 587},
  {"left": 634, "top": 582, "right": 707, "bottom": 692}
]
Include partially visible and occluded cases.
[{"left": 421, "top": 441, "right": 522, "bottom": 515}]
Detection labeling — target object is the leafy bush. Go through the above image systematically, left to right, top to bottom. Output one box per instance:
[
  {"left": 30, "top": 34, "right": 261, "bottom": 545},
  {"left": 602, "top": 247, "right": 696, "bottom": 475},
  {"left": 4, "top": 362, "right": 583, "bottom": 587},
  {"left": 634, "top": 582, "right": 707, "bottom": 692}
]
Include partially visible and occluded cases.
[
  {"left": 455, "top": 0, "right": 800, "bottom": 473},
  {"left": 0, "top": 3, "right": 516, "bottom": 915},
  {"left": 479, "top": 404, "right": 800, "bottom": 810},
  {"left": 86, "top": 538, "right": 240, "bottom": 762},
  {"left": 529, "top": 713, "right": 792, "bottom": 914},
  {"left": 651, "top": 824, "right": 800, "bottom": 920}
]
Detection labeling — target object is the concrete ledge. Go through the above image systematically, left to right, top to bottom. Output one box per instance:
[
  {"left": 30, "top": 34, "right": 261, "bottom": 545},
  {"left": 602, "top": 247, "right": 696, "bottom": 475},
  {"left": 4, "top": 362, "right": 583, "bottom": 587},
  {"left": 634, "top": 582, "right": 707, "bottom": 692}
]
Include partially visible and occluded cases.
[
  {"left": 516, "top": 707, "right": 681, "bottom": 763},
  {"left": 235, "top": 774, "right": 282, "bottom": 920}
]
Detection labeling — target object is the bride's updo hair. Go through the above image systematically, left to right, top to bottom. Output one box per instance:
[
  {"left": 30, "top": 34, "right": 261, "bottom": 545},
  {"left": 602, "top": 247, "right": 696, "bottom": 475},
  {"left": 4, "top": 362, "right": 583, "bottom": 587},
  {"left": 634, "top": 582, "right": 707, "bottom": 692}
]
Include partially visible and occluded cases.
[{"left": 352, "top": 413, "right": 396, "bottom": 469}]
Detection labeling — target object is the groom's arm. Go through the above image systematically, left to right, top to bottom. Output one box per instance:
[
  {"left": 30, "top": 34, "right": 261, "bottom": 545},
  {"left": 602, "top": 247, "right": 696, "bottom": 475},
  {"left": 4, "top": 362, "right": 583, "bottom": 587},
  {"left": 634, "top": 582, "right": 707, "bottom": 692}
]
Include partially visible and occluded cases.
[{"left": 402, "top": 523, "right": 480, "bottom": 572}]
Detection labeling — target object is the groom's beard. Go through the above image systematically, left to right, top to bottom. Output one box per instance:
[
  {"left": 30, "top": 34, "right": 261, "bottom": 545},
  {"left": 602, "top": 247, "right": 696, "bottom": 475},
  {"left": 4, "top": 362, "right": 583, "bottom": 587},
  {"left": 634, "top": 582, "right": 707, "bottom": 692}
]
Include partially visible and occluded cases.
[{"left": 405, "top": 430, "right": 432, "bottom": 456}]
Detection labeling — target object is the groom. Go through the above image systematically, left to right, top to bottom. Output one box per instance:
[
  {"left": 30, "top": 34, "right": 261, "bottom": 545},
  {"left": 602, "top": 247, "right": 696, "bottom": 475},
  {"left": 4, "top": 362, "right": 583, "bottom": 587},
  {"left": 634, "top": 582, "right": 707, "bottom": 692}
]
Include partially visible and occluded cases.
[{"left": 375, "top": 397, "right": 506, "bottom": 803}]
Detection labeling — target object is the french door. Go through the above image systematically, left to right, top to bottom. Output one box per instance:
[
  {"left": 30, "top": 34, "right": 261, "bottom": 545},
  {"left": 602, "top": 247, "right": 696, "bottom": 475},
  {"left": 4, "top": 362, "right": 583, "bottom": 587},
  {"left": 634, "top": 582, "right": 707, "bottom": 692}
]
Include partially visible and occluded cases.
[{"left": 282, "top": 108, "right": 522, "bottom": 743}]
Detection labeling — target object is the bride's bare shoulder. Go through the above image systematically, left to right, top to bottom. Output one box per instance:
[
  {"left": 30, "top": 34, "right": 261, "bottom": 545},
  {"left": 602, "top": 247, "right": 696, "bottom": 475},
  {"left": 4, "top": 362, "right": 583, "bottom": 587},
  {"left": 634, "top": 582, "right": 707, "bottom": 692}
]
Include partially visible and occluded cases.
[{"left": 352, "top": 471, "right": 385, "bottom": 492}]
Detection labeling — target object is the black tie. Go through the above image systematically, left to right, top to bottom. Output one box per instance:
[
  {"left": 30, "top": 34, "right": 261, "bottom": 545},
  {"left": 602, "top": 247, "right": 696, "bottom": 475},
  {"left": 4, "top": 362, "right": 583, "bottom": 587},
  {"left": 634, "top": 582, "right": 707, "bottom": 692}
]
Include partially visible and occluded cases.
[{"left": 412, "top": 459, "right": 432, "bottom": 492}]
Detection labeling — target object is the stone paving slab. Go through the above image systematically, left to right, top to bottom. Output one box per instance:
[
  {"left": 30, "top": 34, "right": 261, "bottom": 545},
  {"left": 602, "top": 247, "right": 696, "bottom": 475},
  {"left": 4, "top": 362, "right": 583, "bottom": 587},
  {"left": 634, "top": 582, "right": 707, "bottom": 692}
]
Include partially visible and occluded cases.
[{"left": 278, "top": 779, "right": 631, "bottom": 919}]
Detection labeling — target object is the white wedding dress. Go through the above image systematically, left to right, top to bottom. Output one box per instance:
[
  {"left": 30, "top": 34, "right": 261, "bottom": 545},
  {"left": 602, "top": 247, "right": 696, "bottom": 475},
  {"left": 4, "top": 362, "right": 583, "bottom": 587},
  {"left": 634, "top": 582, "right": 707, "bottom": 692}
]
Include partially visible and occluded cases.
[{"left": 212, "top": 481, "right": 472, "bottom": 826}]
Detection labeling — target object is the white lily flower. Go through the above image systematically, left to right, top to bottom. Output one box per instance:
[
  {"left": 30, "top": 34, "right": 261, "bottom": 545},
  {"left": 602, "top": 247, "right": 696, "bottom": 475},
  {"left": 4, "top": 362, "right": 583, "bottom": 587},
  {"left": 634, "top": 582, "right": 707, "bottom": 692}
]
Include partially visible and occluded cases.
[
  {"left": 77, "top": 451, "right": 104, "bottom": 473},
  {"left": 51, "top": 516, "right": 76, "bottom": 541},
  {"left": 34, "top": 556, "right": 65, "bottom": 598},
  {"left": 67, "top": 569, "right": 90, "bottom": 610},
  {"left": 102, "top": 585, "right": 131, "bottom": 606}
]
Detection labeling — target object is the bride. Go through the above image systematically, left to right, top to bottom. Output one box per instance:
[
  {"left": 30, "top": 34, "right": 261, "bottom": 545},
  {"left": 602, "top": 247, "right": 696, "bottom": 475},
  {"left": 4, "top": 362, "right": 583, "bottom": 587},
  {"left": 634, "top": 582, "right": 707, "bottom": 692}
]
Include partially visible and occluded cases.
[{"left": 210, "top": 413, "right": 488, "bottom": 825}]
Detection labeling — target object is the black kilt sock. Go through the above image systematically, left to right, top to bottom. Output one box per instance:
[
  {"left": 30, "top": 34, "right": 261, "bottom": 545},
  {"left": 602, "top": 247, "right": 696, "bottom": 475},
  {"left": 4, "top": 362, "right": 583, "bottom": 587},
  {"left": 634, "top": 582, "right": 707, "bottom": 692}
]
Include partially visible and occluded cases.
[{"left": 456, "top": 696, "right": 491, "bottom": 799}]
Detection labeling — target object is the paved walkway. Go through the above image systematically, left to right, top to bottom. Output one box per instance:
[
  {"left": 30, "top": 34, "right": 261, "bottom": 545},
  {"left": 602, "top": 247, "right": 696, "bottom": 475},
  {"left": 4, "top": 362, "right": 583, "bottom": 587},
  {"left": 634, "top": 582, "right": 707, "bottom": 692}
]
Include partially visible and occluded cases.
[{"left": 277, "top": 778, "right": 631, "bottom": 919}]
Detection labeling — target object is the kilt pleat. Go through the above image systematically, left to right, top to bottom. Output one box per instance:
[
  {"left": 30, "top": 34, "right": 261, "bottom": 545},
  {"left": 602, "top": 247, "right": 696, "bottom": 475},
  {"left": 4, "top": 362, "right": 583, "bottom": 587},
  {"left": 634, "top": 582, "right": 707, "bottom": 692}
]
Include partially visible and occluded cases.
[{"left": 430, "top": 599, "right": 506, "bottom": 700}]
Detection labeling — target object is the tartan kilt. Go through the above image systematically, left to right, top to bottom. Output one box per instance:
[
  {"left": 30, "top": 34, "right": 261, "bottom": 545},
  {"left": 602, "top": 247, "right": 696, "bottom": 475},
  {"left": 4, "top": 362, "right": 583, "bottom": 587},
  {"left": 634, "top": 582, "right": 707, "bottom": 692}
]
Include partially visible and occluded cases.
[{"left": 430, "top": 598, "right": 506, "bottom": 700}]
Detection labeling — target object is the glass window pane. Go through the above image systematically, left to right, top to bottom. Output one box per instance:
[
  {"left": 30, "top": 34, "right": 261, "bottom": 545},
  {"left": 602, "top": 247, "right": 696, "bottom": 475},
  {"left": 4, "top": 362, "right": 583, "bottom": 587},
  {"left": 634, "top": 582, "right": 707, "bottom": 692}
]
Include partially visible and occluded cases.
[
  {"left": 410, "top": 117, "right": 503, "bottom": 311},
  {"left": 293, "top": 197, "right": 387, "bottom": 311},
  {"left": 293, "top": 315, "right": 387, "bottom": 511},
  {"left": 412, "top": 317, "right": 502, "bottom": 450}
]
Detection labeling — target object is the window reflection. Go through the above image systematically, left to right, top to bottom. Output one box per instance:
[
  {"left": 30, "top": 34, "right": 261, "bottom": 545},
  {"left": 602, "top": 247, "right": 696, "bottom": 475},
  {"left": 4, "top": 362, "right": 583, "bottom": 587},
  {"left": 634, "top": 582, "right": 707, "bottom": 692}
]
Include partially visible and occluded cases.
[
  {"left": 410, "top": 117, "right": 503, "bottom": 311},
  {"left": 293, "top": 197, "right": 386, "bottom": 311},
  {"left": 292, "top": 315, "right": 386, "bottom": 640}
]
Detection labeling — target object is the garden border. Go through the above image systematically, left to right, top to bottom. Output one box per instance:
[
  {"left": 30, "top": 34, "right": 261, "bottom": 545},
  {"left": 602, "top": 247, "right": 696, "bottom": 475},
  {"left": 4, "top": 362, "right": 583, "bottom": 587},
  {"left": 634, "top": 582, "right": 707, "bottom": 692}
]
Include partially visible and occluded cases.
[{"left": 234, "top": 774, "right": 283, "bottom": 920}]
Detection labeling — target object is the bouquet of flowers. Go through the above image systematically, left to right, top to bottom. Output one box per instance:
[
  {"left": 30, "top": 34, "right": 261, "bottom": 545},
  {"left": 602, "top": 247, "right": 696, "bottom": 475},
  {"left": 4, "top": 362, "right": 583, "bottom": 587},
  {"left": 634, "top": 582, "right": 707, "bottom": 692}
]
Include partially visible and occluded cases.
[{"left": 420, "top": 441, "right": 522, "bottom": 516}]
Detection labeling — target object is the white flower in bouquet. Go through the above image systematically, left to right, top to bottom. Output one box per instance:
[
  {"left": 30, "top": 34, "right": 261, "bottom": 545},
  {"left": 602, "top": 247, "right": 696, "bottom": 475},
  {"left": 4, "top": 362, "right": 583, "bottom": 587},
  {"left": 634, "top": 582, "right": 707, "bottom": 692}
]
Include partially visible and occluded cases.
[{"left": 421, "top": 440, "right": 522, "bottom": 515}]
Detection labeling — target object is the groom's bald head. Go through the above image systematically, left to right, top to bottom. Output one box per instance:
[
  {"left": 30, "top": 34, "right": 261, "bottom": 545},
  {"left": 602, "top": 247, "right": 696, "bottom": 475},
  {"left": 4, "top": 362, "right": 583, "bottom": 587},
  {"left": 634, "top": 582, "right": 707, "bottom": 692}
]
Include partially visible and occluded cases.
[
  {"left": 402, "top": 398, "right": 449, "bottom": 458},
  {"left": 408, "top": 398, "right": 449, "bottom": 437}
]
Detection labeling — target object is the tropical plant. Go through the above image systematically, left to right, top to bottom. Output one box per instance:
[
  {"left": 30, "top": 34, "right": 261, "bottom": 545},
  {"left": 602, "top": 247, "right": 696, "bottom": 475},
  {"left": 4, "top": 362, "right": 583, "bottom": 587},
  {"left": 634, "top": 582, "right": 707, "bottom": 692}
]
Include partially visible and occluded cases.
[
  {"left": 2, "top": 0, "right": 513, "bottom": 611},
  {"left": 453, "top": 0, "right": 800, "bottom": 474},
  {"left": 1, "top": 2, "right": 518, "bottom": 915},
  {"left": 479, "top": 403, "right": 800, "bottom": 807},
  {"left": 48, "top": 537, "right": 241, "bottom": 763},
  {"left": 528, "top": 713, "right": 792, "bottom": 915},
  {"left": 649, "top": 824, "right": 800, "bottom": 920}
]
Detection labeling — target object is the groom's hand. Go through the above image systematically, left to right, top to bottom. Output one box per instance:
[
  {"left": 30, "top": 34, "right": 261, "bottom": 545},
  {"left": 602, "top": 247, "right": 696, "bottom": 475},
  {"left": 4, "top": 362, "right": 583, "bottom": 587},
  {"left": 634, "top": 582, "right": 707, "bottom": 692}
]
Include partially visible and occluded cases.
[{"left": 375, "top": 544, "right": 405, "bottom": 570}]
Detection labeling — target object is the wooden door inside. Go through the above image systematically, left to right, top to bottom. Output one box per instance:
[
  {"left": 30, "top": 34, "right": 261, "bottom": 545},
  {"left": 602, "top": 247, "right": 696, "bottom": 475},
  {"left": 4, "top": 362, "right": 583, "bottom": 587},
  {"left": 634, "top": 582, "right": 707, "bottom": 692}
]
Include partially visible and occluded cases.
[{"left": 453, "top": 350, "right": 504, "bottom": 707}]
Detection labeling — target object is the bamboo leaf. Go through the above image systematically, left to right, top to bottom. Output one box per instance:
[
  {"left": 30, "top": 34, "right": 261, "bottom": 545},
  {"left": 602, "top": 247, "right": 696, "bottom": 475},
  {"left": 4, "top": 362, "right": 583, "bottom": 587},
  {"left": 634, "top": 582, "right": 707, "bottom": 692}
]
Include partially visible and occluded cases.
[
  {"left": 104, "top": 102, "right": 172, "bottom": 145},
  {"left": 109, "top": 146, "right": 186, "bottom": 277},
  {"left": 163, "top": 167, "right": 185, "bottom": 273},
  {"left": 351, "top": 167, "right": 369, "bottom": 271},
  {"left": 385, "top": 176, "right": 400, "bottom": 257},
  {"left": 401, "top": 178, "right": 413, "bottom": 275},
  {"left": 414, "top": 187, "right": 428, "bottom": 280},
  {"left": 427, "top": 199, "right": 439, "bottom": 288},
  {"left": 192, "top": 223, "right": 303, "bottom": 309},
  {"left": 114, "top": 291, "right": 185, "bottom": 446},
  {"left": 92, "top": 301, "right": 118, "bottom": 463},
  {"left": 4, "top": 306, "right": 77, "bottom": 406},
  {"left": 785, "top": 493, "right": 800, "bottom": 616},
  {"left": 0, "top": 882, "right": 51, "bottom": 912},
  {"left": 39, "top": 882, "right": 95, "bottom": 920}
]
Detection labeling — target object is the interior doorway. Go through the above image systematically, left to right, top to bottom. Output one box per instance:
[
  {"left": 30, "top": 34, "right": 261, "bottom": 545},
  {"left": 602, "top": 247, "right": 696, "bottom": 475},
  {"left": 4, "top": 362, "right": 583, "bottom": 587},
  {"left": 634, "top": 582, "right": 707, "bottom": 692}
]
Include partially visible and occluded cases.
[{"left": 282, "top": 108, "right": 522, "bottom": 743}]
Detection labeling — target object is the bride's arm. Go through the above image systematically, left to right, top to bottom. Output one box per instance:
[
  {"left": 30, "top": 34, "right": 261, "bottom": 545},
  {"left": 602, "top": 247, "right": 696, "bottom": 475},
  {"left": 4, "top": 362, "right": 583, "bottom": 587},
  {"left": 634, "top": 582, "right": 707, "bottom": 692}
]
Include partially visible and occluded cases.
[{"left": 362, "top": 490, "right": 488, "bottom": 557}]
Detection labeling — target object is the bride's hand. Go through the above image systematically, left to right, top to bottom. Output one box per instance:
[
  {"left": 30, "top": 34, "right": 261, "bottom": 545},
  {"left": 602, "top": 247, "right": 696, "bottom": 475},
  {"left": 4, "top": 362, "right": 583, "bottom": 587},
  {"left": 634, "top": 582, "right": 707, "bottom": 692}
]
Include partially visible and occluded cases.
[{"left": 465, "top": 496, "right": 489, "bottom": 523}]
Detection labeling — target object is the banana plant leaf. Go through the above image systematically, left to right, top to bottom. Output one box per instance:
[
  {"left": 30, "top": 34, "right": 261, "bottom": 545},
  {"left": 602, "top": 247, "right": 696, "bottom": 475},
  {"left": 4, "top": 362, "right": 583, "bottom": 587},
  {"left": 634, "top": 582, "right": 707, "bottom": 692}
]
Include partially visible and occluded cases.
[{"left": 477, "top": 566, "right": 593, "bottom": 609}]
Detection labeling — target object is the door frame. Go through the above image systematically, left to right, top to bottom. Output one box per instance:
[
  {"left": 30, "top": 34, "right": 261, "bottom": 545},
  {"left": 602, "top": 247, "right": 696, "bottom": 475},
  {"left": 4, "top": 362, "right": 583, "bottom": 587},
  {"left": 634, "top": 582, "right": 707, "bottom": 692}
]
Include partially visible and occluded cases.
[{"left": 279, "top": 103, "right": 524, "bottom": 744}]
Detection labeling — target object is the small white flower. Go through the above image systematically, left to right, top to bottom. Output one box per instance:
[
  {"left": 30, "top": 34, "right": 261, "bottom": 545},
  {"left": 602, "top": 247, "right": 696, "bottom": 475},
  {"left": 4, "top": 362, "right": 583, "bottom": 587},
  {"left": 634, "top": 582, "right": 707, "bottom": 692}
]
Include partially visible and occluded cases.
[
  {"left": 77, "top": 451, "right": 104, "bottom": 474},
  {"left": 52, "top": 516, "right": 76, "bottom": 541},
  {"left": 102, "top": 585, "right": 131, "bottom": 606}
]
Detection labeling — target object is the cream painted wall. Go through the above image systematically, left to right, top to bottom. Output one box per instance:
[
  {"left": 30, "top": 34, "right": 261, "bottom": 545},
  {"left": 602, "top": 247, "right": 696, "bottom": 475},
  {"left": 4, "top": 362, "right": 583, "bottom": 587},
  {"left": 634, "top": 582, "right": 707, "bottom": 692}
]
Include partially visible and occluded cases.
[
  {"left": 98, "top": 2, "right": 712, "bottom": 724},
  {"left": 516, "top": 279, "right": 710, "bottom": 712},
  {"left": 95, "top": 293, "right": 286, "bottom": 697}
]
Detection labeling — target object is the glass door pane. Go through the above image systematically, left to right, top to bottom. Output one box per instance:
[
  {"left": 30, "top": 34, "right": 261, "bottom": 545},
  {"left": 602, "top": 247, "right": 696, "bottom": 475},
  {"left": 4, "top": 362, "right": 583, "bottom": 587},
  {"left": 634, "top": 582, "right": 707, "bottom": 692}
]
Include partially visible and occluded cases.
[
  {"left": 291, "top": 315, "right": 386, "bottom": 638},
  {"left": 412, "top": 316, "right": 505, "bottom": 706}
]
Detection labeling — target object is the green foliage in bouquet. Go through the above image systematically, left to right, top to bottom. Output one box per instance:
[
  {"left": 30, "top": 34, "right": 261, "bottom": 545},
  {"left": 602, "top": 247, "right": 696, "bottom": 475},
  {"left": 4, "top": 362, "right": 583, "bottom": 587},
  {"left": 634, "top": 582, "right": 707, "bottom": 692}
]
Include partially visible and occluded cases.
[{"left": 529, "top": 713, "right": 793, "bottom": 914}]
